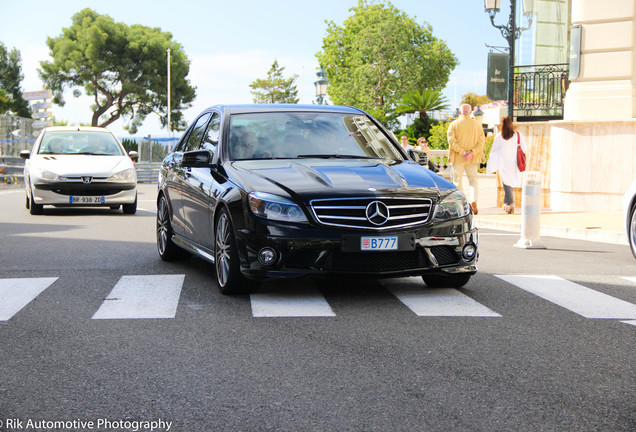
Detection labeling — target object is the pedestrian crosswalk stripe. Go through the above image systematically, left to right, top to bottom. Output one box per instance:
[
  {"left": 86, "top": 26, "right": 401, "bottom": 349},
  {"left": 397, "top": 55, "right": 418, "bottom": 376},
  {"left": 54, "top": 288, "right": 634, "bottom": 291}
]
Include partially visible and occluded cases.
[
  {"left": 92, "top": 275, "right": 185, "bottom": 320},
  {"left": 496, "top": 275, "right": 636, "bottom": 320},
  {"left": 621, "top": 276, "right": 636, "bottom": 286},
  {"left": 0, "top": 277, "right": 58, "bottom": 321},
  {"left": 390, "top": 286, "right": 502, "bottom": 317},
  {"left": 250, "top": 290, "right": 336, "bottom": 317}
]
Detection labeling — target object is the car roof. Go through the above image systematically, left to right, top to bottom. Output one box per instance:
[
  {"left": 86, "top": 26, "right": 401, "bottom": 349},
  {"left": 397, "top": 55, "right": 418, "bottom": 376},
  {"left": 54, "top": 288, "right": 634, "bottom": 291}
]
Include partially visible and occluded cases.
[
  {"left": 202, "top": 104, "right": 366, "bottom": 116},
  {"left": 42, "top": 126, "right": 114, "bottom": 133}
]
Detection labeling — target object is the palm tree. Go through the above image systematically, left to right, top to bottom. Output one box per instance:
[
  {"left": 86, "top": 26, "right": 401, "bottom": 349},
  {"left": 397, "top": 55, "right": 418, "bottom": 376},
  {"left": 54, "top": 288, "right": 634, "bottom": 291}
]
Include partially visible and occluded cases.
[{"left": 395, "top": 88, "right": 450, "bottom": 119}]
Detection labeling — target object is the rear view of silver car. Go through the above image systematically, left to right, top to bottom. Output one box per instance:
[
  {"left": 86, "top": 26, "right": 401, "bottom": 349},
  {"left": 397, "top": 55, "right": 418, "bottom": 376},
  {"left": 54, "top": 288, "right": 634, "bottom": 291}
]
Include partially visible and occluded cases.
[{"left": 20, "top": 126, "right": 139, "bottom": 215}]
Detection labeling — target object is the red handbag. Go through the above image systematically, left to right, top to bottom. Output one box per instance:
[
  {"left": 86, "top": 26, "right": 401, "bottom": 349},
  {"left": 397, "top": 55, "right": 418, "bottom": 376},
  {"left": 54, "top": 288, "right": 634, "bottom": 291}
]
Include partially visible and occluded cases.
[{"left": 516, "top": 132, "right": 526, "bottom": 172}]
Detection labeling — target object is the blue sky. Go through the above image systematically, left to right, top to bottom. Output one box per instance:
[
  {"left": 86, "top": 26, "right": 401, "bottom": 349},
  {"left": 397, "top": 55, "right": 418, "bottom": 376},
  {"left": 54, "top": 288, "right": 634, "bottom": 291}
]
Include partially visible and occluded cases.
[{"left": 1, "top": 0, "right": 509, "bottom": 137}]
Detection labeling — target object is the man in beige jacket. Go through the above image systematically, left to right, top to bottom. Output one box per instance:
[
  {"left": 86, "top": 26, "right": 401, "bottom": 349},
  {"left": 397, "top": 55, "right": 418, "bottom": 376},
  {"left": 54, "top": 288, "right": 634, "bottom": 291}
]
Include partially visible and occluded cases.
[{"left": 447, "top": 104, "right": 485, "bottom": 214}]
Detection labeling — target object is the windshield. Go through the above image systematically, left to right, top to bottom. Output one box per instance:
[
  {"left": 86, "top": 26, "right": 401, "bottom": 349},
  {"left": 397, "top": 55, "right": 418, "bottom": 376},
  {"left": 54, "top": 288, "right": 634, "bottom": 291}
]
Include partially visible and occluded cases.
[
  {"left": 228, "top": 112, "right": 404, "bottom": 161},
  {"left": 38, "top": 131, "right": 125, "bottom": 156}
]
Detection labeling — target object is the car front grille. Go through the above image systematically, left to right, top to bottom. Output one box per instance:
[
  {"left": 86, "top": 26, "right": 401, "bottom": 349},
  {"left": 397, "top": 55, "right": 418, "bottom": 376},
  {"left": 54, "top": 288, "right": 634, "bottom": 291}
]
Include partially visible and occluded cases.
[
  {"left": 34, "top": 180, "right": 135, "bottom": 196},
  {"left": 51, "top": 188, "right": 123, "bottom": 196},
  {"left": 309, "top": 197, "right": 433, "bottom": 230},
  {"left": 282, "top": 246, "right": 460, "bottom": 272},
  {"left": 430, "top": 246, "right": 460, "bottom": 266},
  {"left": 325, "top": 249, "right": 427, "bottom": 272}
]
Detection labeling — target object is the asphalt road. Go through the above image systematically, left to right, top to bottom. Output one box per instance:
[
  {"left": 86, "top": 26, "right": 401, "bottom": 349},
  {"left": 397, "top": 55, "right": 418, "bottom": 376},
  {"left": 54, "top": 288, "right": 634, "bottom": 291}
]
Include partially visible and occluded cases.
[{"left": 0, "top": 184, "right": 634, "bottom": 432}]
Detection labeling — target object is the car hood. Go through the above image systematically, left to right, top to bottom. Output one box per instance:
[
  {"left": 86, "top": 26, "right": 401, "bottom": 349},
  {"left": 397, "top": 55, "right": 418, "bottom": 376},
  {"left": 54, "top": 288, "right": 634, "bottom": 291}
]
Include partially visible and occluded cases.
[
  {"left": 28, "top": 155, "right": 134, "bottom": 177},
  {"left": 228, "top": 158, "right": 454, "bottom": 202}
]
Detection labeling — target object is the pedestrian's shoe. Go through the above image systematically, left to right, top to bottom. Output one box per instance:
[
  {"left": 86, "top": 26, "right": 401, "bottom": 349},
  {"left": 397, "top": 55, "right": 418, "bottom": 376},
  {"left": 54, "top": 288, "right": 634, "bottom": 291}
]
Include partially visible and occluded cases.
[
  {"left": 471, "top": 201, "right": 478, "bottom": 215},
  {"left": 503, "top": 204, "right": 509, "bottom": 214},
  {"left": 504, "top": 204, "right": 514, "bottom": 214}
]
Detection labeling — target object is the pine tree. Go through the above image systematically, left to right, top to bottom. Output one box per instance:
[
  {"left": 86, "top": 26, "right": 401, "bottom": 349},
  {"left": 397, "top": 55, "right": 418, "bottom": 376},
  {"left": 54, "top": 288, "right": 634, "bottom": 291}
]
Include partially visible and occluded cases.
[{"left": 249, "top": 60, "right": 299, "bottom": 104}]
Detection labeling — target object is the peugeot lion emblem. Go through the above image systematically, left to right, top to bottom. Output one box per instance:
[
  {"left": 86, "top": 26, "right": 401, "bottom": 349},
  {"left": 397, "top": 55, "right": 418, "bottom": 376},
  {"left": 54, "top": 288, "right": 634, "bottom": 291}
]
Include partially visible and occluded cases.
[
  {"left": 82, "top": 176, "right": 92, "bottom": 184},
  {"left": 365, "top": 201, "right": 390, "bottom": 226}
]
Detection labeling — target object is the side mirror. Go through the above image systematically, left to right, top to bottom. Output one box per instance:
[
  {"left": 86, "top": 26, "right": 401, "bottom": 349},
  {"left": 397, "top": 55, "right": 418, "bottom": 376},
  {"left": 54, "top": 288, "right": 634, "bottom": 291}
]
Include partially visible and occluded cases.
[
  {"left": 182, "top": 149, "right": 212, "bottom": 168},
  {"left": 407, "top": 149, "right": 420, "bottom": 163},
  {"left": 408, "top": 149, "right": 428, "bottom": 166},
  {"left": 20, "top": 150, "right": 30, "bottom": 160},
  {"left": 128, "top": 151, "right": 139, "bottom": 162}
]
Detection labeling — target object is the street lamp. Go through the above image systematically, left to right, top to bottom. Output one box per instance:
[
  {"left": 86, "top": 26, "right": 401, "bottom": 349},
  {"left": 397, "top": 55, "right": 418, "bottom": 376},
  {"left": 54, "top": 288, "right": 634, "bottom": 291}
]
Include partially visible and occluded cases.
[
  {"left": 484, "top": 0, "right": 534, "bottom": 118},
  {"left": 167, "top": 48, "right": 171, "bottom": 132},
  {"left": 314, "top": 66, "right": 329, "bottom": 105}
]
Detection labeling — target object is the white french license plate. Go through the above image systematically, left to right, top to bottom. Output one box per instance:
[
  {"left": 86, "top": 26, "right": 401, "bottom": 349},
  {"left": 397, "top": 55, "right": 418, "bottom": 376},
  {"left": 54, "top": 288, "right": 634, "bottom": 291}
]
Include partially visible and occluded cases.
[
  {"left": 69, "top": 196, "right": 105, "bottom": 204},
  {"left": 360, "top": 236, "right": 398, "bottom": 251}
]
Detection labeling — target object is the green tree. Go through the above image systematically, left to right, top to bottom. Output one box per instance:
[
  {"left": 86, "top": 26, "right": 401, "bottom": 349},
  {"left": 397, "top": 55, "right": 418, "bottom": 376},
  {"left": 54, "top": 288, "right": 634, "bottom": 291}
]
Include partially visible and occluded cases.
[
  {"left": 317, "top": 0, "right": 457, "bottom": 127},
  {"left": 39, "top": 8, "right": 196, "bottom": 134},
  {"left": 0, "top": 42, "right": 31, "bottom": 117},
  {"left": 249, "top": 60, "right": 299, "bottom": 104},
  {"left": 394, "top": 89, "right": 448, "bottom": 143},
  {"left": 396, "top": 89, "right": 449, "bottom": 118},
  {"left": 461, "top": 92, "right": 492, "bottom": 108},
  {"left": 428, "top": 121, "right": 450, "bottom": 150}
]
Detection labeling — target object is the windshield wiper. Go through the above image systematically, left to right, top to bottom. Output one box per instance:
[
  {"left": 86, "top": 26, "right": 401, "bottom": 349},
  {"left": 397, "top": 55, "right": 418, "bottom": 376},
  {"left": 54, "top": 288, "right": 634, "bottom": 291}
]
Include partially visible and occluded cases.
[{"left": 296, "top": 154, "right": 380, "bottom": 159}]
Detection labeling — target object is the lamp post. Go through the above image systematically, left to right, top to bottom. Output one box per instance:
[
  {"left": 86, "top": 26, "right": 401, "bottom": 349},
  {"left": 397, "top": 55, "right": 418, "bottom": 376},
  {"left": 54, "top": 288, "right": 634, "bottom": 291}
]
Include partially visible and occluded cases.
[
  {"left": 484, "top": 0, "right": 534, "bottom": 118},
  {"left": 167, "top": 48, "right": 171, "bottom": 132},
  {"left": 314, "top": 66, "right": 329, "bottom": 105}
]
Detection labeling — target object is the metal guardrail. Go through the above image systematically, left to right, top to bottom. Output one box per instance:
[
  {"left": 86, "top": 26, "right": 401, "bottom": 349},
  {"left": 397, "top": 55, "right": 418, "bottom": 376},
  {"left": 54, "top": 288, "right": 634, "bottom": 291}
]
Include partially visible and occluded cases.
[
  {"left": 0, "top": 156, "right": 24, "bottom": 184},
  {"left": 0, "top": 160, "right": 162, "bottom": 184},
  {"left": 135, "top": 162, "right": 162, "bottom": 183}
]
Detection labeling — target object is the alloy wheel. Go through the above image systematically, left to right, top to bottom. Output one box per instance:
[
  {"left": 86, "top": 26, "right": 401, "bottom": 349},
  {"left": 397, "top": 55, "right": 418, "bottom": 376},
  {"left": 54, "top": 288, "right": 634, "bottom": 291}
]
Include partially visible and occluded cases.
[
  {"left": 157, "top": 197, "right": 170, "bottom": 256},
  {"left": 630, "top": 205, "right": 636, "bottom": 258},
  {"left": 215, "top": 212, "right": 231, "bottom": 288}
]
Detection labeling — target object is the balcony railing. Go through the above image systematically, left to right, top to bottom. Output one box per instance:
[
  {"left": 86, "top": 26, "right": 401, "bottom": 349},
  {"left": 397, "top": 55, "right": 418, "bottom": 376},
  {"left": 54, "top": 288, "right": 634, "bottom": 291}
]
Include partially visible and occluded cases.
[{"left": 513, "top": 63, "right": 569, "bottom": 122}]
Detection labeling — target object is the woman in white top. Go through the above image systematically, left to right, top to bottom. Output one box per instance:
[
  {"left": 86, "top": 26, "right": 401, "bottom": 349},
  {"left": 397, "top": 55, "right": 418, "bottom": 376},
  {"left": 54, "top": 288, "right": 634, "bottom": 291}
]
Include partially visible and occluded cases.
[{"left": 486, "top": 117, "right": 526, "bottom": 214}]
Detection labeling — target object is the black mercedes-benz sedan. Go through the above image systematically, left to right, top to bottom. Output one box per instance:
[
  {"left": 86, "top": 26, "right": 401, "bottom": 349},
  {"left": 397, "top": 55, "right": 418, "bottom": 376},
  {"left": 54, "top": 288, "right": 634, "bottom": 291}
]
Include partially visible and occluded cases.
[{"left": 156, "top": 104, "right": 478, "bottom": 294}]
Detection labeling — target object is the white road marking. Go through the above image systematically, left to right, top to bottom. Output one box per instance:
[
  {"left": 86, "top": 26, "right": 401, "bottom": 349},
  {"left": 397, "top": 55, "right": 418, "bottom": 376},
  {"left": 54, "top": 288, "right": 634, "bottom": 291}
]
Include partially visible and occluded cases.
[
  {"left": 92, "top": 274, "right": 185, "bottom": 319},
  {"left": 496, "top": 275, "right": 636, "bottom": 319},
  {"left": 621, "top": 276, "right": 636, "bottom": 286},
  {"left": 0, "top": 277, "right": 58, "bottom": 321},
  {"left": 390, "top": 287, "right": 501, "bottom": 317},
  {"left": 250, "top": 290, "right": 336, "bottom": 317},
  {"left": 620, "top": 320, "right": 636, "bottom": 326}
]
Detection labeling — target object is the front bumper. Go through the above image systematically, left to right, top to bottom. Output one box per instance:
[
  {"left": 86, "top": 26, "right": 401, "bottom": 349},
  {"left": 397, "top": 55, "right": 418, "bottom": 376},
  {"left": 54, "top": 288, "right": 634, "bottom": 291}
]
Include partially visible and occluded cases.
[
  {"left": 31, "top": 181, "right": 137, "bottom": 205},
  {"left": 234, "top": 217, "right": 478, "bottom": 280}
]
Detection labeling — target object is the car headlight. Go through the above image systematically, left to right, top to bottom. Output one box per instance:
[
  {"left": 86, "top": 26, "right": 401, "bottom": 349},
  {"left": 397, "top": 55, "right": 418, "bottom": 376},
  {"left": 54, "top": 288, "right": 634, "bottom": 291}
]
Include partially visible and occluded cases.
[
  {"left": 34, "top": 168, "right": 67, "bottom": 182},
  {"left": 108, "top": 168, "right": 136, "bottom": 182},
  {"left": 433, "top": 190, "right": 471, "bottom": 221},
  {"left": 248, "top": 192, "right": 308, "bottom": 223}
]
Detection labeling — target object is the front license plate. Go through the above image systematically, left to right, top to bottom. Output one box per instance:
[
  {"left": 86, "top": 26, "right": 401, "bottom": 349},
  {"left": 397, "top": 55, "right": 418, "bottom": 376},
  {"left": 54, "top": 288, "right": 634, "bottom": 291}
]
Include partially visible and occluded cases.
[
  {"left": 69, "top": 196, "right": 105, "bottom": 204},
  {"left": 361, "top": 236, "right": 398, "bottom": 251}
]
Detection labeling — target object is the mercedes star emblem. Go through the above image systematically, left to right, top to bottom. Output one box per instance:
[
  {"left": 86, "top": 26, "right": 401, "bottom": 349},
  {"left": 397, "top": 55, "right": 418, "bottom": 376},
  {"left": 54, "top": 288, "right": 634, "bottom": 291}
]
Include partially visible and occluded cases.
[{"left": 365, "top": 201, "right": 390, "bottom": 225}]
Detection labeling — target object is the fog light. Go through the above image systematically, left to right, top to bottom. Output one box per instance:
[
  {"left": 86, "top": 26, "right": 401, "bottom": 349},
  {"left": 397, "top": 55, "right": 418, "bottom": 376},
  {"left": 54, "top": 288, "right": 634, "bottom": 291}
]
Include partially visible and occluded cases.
[
  {"left": 462, "top": 244, "right": 477, "bottom": 261},
  {"left": 258, "top": 247, "right": 278, "bottom": 266}
]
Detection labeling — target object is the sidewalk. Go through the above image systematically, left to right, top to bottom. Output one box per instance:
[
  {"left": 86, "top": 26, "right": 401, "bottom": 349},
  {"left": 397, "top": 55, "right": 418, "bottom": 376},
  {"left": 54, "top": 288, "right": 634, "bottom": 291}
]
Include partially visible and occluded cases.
[
  {"left": 472, "top": 174, "right": 627, "bottom": 245},
  {"left": 1, "top": 176, "right": 628, "bottom": 245}
]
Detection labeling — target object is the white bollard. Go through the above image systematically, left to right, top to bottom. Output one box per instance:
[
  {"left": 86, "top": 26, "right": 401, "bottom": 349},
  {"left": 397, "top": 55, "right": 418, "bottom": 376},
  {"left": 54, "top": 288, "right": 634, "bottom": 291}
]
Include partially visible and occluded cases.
[{"left": 514, "top": 171, "right": 546, "bottom": 249}]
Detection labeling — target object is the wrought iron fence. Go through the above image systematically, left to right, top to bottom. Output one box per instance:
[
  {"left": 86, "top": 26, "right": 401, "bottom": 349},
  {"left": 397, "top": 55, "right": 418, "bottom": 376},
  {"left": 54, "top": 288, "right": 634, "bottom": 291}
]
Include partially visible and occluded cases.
[{"left": 513, "top": 63, "right": 569, "bottom": 121}]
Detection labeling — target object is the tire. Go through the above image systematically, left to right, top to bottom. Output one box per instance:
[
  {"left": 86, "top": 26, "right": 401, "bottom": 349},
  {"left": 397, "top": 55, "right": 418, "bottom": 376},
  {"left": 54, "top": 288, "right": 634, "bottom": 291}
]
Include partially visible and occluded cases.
[
  {"left": 29, "top": 191, "right": 43, "bottom": 215},
  {"left": 122, "top": 194, "right": 137, "bottom": 214},
  {"left": 156, "top": 195, "right": 190, "bottom": 261},
  {"left": 629, "top": 203, "right": 636, "bottom": 259},
  {"left": 214, "top": 208, "right": 255, "bottom": 295},
  {"left": 422, "top": 273, "right": 471, "bottom": 288}
]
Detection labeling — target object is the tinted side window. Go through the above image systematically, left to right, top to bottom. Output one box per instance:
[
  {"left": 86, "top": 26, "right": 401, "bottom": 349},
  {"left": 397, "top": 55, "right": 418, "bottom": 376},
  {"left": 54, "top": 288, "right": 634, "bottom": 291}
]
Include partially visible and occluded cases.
[
  {"left": 182, "top": 113, "right": 212, "bottom": 152},
  {"left": 201, "top": 113, "right": 220, "bottom": 154}
]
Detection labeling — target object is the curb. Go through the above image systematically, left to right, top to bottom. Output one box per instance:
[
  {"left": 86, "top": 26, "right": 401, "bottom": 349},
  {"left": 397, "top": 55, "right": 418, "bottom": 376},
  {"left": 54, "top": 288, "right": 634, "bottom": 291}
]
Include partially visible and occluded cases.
[{"left": 475, "top": 218, "right": 628, "bottom": 246}]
